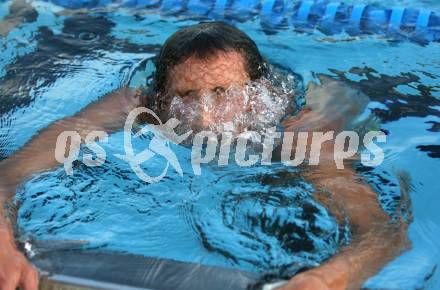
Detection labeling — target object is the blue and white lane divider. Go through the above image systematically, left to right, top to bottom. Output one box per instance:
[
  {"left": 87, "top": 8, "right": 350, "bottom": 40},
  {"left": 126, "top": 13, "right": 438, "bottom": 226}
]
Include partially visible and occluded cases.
[{"left": 45, "top": 0, "right": 439, "bottom": 43}]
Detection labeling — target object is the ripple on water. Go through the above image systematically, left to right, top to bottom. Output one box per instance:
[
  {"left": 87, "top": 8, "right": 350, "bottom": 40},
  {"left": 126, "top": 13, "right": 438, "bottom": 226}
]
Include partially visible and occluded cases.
[
  {"left": 16, "top": 160, "right": 346, "bottom": 276},
  {"left": 187, "top": 166, "right": 344, "bottom": 276}
]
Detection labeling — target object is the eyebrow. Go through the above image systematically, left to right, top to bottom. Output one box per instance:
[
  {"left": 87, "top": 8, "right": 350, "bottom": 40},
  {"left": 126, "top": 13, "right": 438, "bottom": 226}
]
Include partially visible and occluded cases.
[
  {"left": 176, "top": 84, "right": 230, "bottom": 97},
  {"left": 213, "top": 86, "right": 226, "bottom": 92},
  {"left": 176, "top": 89, "right": 196, "bottom": 97}
]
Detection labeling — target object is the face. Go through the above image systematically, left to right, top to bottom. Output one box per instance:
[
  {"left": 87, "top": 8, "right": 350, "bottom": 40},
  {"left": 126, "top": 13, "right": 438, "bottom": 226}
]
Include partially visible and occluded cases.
[
  {"left": 163, "top": 50, "right": 294, "bottom": 136},
  {"left": 166, "top": 51, "right": 250, "bottom": 129}
]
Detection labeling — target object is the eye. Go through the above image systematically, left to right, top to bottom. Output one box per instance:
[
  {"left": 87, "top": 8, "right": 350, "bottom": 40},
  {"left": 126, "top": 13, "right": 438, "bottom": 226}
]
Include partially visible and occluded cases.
[
  {"left": 214, "top": 87, "right": 226, "bottom": 94},
  {"left": 180, "top": 90, "right": 197, "bottom": 101},
  {"left": 183, "top": 90, "right": 196, "bottom": 96}
]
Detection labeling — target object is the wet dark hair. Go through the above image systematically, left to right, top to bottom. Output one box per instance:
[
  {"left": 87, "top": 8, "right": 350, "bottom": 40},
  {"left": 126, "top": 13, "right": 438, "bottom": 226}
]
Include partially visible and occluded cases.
[{"left": 153, "top": 21, "right": 267, "bottom": 95}]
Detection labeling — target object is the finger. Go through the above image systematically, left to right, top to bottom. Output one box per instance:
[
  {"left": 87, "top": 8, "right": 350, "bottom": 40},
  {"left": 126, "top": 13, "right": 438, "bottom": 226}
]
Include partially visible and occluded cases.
[
  {"left": 20, "top": 265, "right": 39, "bottom": 290},
  {"left": 0, "top": 269, "right": 20, "bottom": 290}
]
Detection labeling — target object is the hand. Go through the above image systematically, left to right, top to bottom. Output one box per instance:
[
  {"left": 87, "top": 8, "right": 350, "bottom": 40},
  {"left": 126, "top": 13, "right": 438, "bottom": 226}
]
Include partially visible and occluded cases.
[
  {"left": 0, "top": 229, "right": 39, "bottom": 290},
  {"left": 277, "top": 258, "right": 350, "bottom": 290},
  {"left": 277, "top": 273, "right": 329, "bottom": 290}
]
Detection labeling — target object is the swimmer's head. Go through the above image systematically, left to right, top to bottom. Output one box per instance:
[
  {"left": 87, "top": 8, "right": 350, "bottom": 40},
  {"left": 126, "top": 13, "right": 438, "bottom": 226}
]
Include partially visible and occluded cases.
[
  {"left": 153, "top": 21, "right": 295, "bottom": 134},
  {"left": 154, "top": 21, "right": 266, "bottom": 96}
]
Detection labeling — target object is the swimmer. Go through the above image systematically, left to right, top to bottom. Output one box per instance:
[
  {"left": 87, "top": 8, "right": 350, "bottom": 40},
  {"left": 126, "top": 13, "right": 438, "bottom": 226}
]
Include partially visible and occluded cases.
[{"left": 0, "top": 22, "right": 410, "bottom": 290}]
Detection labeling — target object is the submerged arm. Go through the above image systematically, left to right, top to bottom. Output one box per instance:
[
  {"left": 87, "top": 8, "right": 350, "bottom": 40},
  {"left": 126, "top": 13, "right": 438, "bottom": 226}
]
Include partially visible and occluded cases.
[
  {"left": 279, "top": 77, "right": 410, "bottom": 289},
  {"left": 0, "top": 87, "right": 144, "bottom": 290},
  {"left": 0, "top": 87, "right": 143, "bottom": 191},
  {"left": 280, "top": 167, "right": 410, "bottom": 290}
]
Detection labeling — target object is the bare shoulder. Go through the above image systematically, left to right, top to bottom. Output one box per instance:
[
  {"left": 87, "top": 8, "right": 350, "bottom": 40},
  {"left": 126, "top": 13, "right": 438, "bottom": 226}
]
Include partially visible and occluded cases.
[
  {"left": 282, "top": 76, "right": 369, "bottom": 132},
  {"left": 76, "top": 87, "right": 144, "bottom": 117}
]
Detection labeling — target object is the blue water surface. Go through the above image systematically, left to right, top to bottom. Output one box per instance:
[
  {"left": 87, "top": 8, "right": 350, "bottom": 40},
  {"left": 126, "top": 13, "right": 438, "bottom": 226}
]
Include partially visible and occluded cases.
[{"left": 0, "top": 0, "right": 439, "bottom": 289}]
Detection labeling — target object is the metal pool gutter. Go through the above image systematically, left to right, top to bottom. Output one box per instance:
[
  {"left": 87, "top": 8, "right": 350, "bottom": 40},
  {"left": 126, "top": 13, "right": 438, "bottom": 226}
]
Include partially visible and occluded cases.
[
  {"left": 31, "top": 249, "right": 263, "bottom": 290},
  {"left": 39, "top": 274, "right": 287, "bottom": 290},
  {"left": 40, "top": 275, "right": 153, "bottom": 290}
]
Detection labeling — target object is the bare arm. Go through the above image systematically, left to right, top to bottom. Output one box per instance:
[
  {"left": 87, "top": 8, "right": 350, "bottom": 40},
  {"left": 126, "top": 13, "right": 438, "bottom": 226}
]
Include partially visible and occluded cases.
[
  {"left": 279, "top": 77, "right": 410, "bottom": 290},
  {"left": 0, "top": 87, "right": 144, "bottom": 290},
  {"left": 0, "top": 87, "right": 143, "bottom": 190},
  {"left": 283, "top": 167, "right": 410, "bottom": 290}
]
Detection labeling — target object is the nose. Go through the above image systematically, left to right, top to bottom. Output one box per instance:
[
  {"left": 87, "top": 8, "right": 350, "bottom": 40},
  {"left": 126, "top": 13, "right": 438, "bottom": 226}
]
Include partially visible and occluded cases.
[
  {"left": 197, "top": 87, "right": 247, "bottom": 129},
  {"left": 198, "top": 88, "right": 218, "bottom": 128},
  {"left": 201, "top": 110, "right": 214, "bottom": 128}
]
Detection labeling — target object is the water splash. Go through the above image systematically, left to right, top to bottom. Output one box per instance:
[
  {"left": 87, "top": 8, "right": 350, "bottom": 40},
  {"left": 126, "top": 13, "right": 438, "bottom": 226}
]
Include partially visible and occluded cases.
[{"left": 167, "top": 68, "right": 299, "bottom": 138}]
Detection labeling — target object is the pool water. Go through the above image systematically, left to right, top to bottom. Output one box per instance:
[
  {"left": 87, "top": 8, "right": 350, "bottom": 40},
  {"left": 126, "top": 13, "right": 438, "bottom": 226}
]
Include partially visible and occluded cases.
[{"left": 0, "top": 0, "right": 439, "bottom": 289}]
